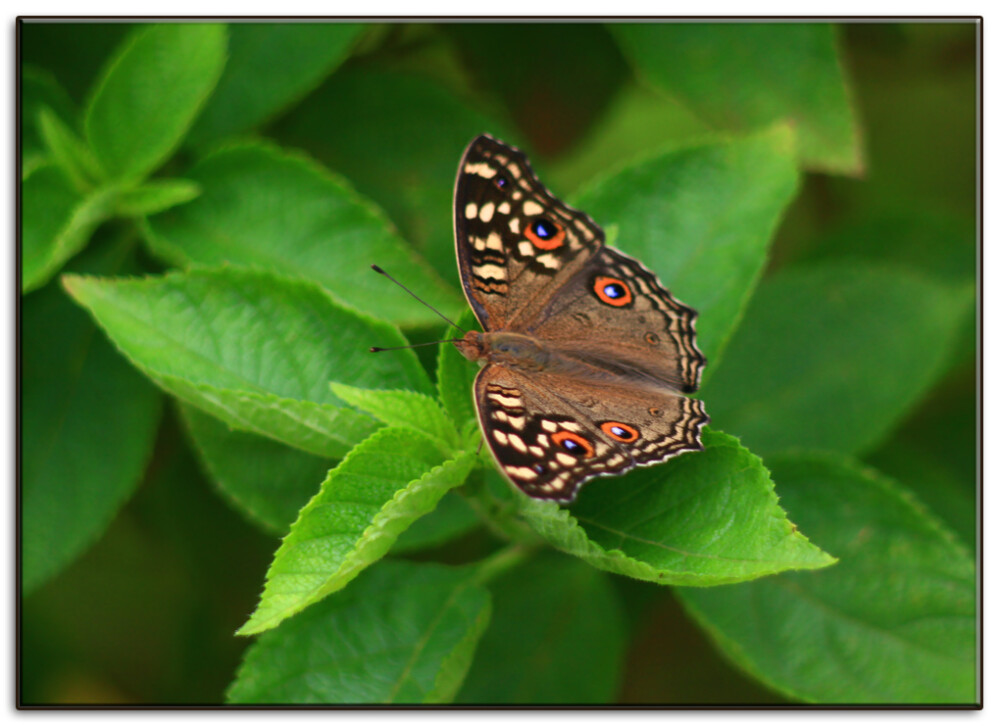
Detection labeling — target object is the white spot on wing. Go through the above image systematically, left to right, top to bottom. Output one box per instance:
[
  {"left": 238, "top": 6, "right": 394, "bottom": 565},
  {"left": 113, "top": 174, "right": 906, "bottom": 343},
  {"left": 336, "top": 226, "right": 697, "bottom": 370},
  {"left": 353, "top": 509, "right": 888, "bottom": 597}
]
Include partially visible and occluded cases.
[
  {"left": 464, "top": 162, "right": 497, "bottom": 178},
  {"left": 522, "top": 200, "right": 543, "bottom": 216},
  {"left": 479, "top": 202, "right": 495, "bottom": 222},
  {"left": 465, "top": 203, "right": 478, "bottom": 220},
  {"left": 536, "top": 253, "right": 560, "bottom": 270},
  {"left": 476, "top": 264, "right": 507, "bottom": 280},
  {"left": 489, "top": 392, "right": 521, "bottom": 407}
]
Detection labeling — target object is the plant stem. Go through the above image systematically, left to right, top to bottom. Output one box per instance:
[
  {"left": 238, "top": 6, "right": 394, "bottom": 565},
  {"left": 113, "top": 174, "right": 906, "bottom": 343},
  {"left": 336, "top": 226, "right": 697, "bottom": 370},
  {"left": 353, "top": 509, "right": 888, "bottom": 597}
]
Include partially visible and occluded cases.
[{"left": 472, "top": 543, "right": 537, "bottom": 586}]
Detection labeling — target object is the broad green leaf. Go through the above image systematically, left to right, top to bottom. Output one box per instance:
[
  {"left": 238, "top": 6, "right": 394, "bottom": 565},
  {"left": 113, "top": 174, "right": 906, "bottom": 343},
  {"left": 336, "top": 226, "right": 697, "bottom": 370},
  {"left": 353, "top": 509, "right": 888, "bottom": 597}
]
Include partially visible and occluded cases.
[
  {"left": 85, "top": 23, "right": 226, "bottom": 181},
  {"left": 186, "top": 23, "right": 366, "bottom": 146},
  {"left": 613, "top": 23, "right": 862, "bottom": 174},
  {"left": 22, "top": 65, "right": 78, "bottom": 175},
  {"left": 271, "top": 67, "right": 515, "bottom": 285},
  {"left": 546, "top": 80, "right": 711, "bottom": 194},
  {"left": 37, "top": 106, "right": 101, "bottom": 190},
  {"left": 572, "top": 125, "right": 799, "bottom": 366},
  {"left": 142, "top": 142, "right": 461, "bottom": 327},
  {"left": 22, "top": 163, "right": 119, "bottom": 293},
  {"left": 22, "top": 163, "right": 80, "bottom": 290},
  {"left": 113, "top": 178, "right": 200, "bottom": 217},
  {"left": 804, "top": 209, "right": 976, "bottom": 285},
  {"left": 23, "top": 239, "right": 162, "bottom": 594},
  {"left": 701, "top": 261, "right": 975, "bottom": 457},
  {"left": 62, "top": 267, "right": 431, "bottom": 458},
  {"left": 329, "top": 382, "right": 459, "bottom": 454},
  {"left": 179, "top": 403, "right": 332, "bottom": 535},
  {"left": 240, "top": 428, "right": 476, "bottom": 635},
  {"left": 515, "top": 430, "right": 834, "bottom": 585},
  {"left": 866, "top": 436, "right": 975, "bottom": 552},
  {"left": 678, "top": 454, "right": 976, "bottom": 704},
  {"left": 391, "top": 491, "right": 481, "bottom": 554},
  {"left": 457, "top": 552, "right": 627, "bottom": 704},
  {"left": 228, "top": 560, "right": 491, "bottom": 704}
]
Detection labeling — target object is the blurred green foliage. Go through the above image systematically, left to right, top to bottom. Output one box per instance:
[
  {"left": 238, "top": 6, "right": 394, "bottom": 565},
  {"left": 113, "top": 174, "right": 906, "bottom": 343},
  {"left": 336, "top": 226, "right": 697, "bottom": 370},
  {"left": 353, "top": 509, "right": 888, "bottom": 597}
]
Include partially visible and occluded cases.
[{"left": 20, "top": 20, "right": 977, "bottom": 706}]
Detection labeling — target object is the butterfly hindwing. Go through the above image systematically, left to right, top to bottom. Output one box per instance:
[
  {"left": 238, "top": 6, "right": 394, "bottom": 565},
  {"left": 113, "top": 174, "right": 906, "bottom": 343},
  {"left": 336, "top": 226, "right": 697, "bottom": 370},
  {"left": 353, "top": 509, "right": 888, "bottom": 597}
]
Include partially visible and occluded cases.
[{"left": 475, "top": 365, "right": 709, "bottom": 501}]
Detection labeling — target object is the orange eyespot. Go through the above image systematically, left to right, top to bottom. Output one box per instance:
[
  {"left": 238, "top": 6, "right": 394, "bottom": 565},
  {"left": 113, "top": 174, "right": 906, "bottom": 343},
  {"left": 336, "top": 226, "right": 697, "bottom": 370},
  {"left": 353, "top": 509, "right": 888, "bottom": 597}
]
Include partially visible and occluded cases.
[
  {"left": 524, "top": 217, "right": 565, "bottom": 250},
  {"left": 593, "top": 276, "right": 633, "bottom": 306},
  {"left": 601, "top": 421, "right": 640, "bottom": 443},
  {"left": 551, "top": 430, "right": 595, "bottom": 458}
]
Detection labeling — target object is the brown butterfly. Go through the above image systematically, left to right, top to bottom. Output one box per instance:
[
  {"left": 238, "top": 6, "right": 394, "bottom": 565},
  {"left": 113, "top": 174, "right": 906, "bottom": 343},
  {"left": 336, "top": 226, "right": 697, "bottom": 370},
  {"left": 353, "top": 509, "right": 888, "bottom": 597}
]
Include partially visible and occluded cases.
[{"left": 451, "top": 135, "right": 708, "bottom": 502}]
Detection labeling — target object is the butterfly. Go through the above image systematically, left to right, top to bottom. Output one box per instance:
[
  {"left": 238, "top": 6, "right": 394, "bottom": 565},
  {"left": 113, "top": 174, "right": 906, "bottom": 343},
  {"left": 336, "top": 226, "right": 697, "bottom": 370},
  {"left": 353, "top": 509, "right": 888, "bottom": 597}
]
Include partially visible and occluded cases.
[{"left": 451, "top": 135, "right": 709, "bottom": 502}]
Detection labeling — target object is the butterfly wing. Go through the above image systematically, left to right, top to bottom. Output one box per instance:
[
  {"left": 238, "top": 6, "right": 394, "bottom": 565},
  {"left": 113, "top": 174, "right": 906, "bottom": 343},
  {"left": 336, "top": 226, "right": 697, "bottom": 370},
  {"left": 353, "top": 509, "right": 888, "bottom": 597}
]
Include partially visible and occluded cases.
[
  {"left": 454, "top": 134, "right": 603, "bottom": 331},
  {"left": 528, "top": 246, "right": 706, "bottom": 393},
  {"left": 475, "top": 364, "right": 709, "bottom": 501}
]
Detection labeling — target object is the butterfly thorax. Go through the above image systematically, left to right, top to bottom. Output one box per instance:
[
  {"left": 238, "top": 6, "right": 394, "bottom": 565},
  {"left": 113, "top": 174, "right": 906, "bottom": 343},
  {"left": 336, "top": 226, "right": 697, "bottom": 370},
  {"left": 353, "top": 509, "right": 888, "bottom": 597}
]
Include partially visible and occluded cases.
[{"left": 454, "top": 331, "right": 552, "bottom": 372}]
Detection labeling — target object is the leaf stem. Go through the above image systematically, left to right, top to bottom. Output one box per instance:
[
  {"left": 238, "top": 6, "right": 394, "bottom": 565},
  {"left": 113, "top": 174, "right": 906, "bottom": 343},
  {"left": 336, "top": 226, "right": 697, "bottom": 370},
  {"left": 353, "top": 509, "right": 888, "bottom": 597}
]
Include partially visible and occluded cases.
[{"left": 472, "top": 543, "right": 537, "bottom": 586}]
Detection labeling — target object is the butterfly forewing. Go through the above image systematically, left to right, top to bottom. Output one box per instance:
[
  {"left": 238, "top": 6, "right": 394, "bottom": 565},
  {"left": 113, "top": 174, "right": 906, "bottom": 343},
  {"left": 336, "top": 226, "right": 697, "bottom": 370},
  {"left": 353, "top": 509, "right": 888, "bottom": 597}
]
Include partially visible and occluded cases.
[
  {"left": 454, "top": 135, "right": 603, "bottom": 331},
  {"left": 530, "top": 247, "right": 706, "bottom": 393}
]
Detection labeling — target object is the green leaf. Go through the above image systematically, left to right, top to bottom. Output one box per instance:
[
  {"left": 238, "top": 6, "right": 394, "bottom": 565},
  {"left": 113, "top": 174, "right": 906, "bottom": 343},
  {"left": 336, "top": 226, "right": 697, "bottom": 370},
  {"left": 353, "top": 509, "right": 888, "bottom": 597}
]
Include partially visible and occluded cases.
[
  {"left": 85, "top": 23, "right": 227, "bottom": 181},
  {"left": 186, "top": 23, "right": 366, "bottom": 146},
  {"left": 613, "top": 23, "right": 862, "bottom": 174},
  {"left": 22, "top": 65, "right": 79, "bottom": 176},
  {"left": 271, "top": 67, "right": 515, "bottom": 285},
  {"left": 545, "top": 80, "right": 712, "bottom": 194},
  {"left": 37, "top": 106, "right": 102, "bottom": 190},
  {"left": 572, "top": 125, "right": 800, "bottom": 366},
  {"left": 142, "top": 141, "right": 461, "bottom": 327},
  {"left": 21, "top": 163, "right": 119, "bottom": 294},
  {"left": 113, "top": 178, "right": 201, "bottom": 217},
  {"left": 22, "top": 238, "right": 163, "bottom": 594},
  {"left": 701, "top": 261, "right": 975, "bottom": 457},
  {"left": 62, "top": 267, "right": 431, "bottom": 458},
  {"left": 329, "top": 382, "right": 460, "bottom": 454},
  {"left": 179, "top": 403, "right": 332, "bottom": 535},
  {"left": 239, "top": 428, "right": 476, "bottom": 635},
  {"left": 514, "top": 430, "right": 834, "bottom": 586},
  {"left": 866, "top": 436, "right": 975, "bottom": 553},
  {"left": 677, "top": 453, "right": 976, "bottom": 704},
  {"left": 391, "top": 491, "right": 481, "bottom": 554},
  {"left": 456, "top": 552, "right": 627, "bottom": 704},
  {"left": 228, "top": 559, "right": 491, "bottom": 704}
]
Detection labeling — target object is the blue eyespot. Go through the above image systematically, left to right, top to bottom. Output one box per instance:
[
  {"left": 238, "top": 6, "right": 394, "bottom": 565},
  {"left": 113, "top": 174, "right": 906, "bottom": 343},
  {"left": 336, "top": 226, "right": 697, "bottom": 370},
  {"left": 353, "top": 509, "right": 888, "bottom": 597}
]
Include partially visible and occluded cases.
[
  {"left": 494, "top": 174, "right": 510, "bottom": 190},
  {"left": 532, "top": 218, "right": 557, "bottom": 239},
  {"left": 603, "top": 283, "right": 625, "bottom": 299},
  {"left": 610, "top": 426, "right": 628, "bottom": 438},
  {"left": 560, "top": 438, "right": 582, "bottom": 453},
  {"left": 532, "top": 464, "right": 545, "bottom": 474}
]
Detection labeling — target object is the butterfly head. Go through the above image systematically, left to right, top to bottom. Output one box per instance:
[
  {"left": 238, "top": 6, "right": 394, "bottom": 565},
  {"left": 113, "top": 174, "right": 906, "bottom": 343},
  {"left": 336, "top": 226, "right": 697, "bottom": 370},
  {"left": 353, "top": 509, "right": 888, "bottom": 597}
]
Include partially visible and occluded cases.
[{"left": 453, "top": 330, "right": 487, "bottom": 363}]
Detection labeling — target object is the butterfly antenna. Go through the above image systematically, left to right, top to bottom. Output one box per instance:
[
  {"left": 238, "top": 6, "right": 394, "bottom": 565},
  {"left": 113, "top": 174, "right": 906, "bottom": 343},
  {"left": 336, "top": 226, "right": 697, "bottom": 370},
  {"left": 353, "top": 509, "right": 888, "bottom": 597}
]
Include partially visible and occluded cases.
[
  {"left": 370, "top": 264, "right": 466, "bottom": 333},
  {"left": 370, "top": 340, "right": 462, "bottom": 353}
]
